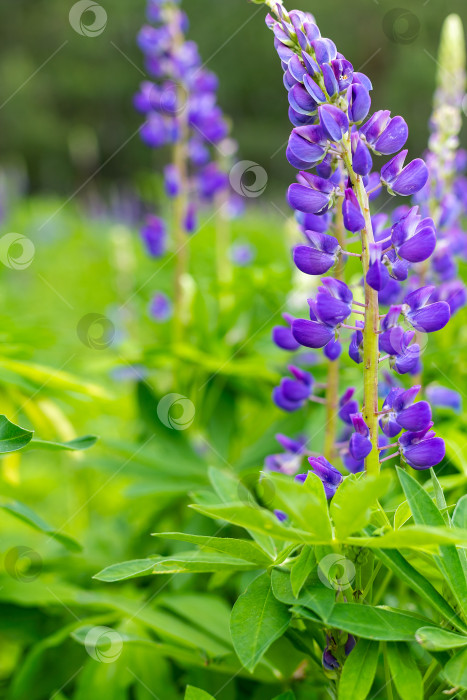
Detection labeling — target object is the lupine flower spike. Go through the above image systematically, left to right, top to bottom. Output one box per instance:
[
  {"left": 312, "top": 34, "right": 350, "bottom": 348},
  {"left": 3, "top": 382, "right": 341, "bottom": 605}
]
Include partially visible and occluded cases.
[{"left": 262, "top": 0, "right": 447, "bottom": 501}]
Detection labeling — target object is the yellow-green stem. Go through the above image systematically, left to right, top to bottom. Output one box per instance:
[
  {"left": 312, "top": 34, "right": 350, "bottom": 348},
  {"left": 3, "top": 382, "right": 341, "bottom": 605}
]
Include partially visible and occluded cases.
[{"left": 343, "top": 136, "right": 380, "bottom": 476}]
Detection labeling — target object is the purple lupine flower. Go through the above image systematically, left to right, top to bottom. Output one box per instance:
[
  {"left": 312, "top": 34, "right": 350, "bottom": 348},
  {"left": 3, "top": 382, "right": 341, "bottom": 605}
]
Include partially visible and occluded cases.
[
  {"left": 381, "top": 150, "right": 429, "bottom": 196},
  {"left": 342, "top": 188, "right": 365, "bottom": 232},
  {"left": 390, "top": 206, "right": 437, "bottom": 263},
  {"left": 141, "top": 215, "right": 166, "bottom": 257},
  {"left": 293, "top": 231, "right": 340, "bottom": 275},
  {"left": 230, "top": 242, "right": 255, "bottom": 266},
  {"left": 366, "top": 242, "right": 389, "bottom": 291},
  {"left": 403, "top": 285, "right": 451, "bottom": 333},
  {"left": 149, "top": 291, "right": 172, "bottom": 322},
  {"left": 273, "top": 313, "right": 301, "bottom": 351},
  {"left": 348, "top": 321, "right": 364, "bottom": 364},
  {"left": 273, "top": 365, "right": 314, "bottom": 412},
  {"left": 426, "top": 385, "right": 461, "bottom": 413},
  {"left": 338, "top": 387, "right": 359, "bottom": 424},
  {"left": 349, "top": 413, "right": 373, "bottom": 461},
  {"left": 399, "top": 423, "right": 446, "bottom": 470},
  {"left": 307, "top": 455, "right": 343, "bottom": 499},
  {"left": 274, "top": 509, "right": 288, "bottom": 522}
]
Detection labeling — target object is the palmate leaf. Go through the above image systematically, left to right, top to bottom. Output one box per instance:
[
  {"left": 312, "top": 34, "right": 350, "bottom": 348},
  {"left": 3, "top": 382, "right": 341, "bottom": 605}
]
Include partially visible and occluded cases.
[
  {"left": 397, "top": 468, "right": 467, "bottom": 614},
  {"left": 1, "top": 500, "right": 81, "bottom": 551},
  {"left": 230, "top": 572, "right": 291, "bottom": 672},
  {"left": 338, "top": 638, "right": 379, "bottom": 700},
  {"left": 386, "top": 642, "right": 423, "bottom": 700}
]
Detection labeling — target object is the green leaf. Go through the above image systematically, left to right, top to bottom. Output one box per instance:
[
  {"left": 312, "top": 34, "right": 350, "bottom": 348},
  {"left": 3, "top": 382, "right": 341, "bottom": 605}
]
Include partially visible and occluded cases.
[
  {"left": 0, "top": 415, "right": 33, "bottom": 452},
  {"left": 25, "top": 435, "right": 98, "bottom": 452},
  {"left": 208, "top": 467, "right": 276, "bottom": 557},
  {"left": 398, "top": 468, "right": 467, "bottom": 614},
  {"left": 266, "top": 471, "right": 332, "bottom": 540},
  {"left": 330, "top": 472, "right": 392, "bottom": 539},
  {"left": 453, "top": 495, "right": 467, "bottom": 529},
  {"left": 1, "top": 500, "right": 81, "bottom": 551},
  {"left": 394, "top": 501, "right": 412, "bottom": 529},
  {"left": 190, "top": 503, "right": 332, "bottom": 545},
  {"left": 346, "top": 524, "right": 467, "bottom": 548},
  {"left": 152, "top": 532, "right": 273, "bottom": 565},
  {"left": 370, "top": 544, "right": 466, "bottom": 634},
  {"left": 290, "top": 545, "right": 315, "bottom": 597},
  {"left": 151, "top": 552, "right": 260, "bottom": 575},
  {"left": 94, "top": 558, "right": 158, "bottom": 582},
  {"left": 271, "top": 567, "right": 335, "bottom": 621},
  {"left": 230, "top": 572, "right": 291, "bottom": 672},
  {"left": 302, "top": 603, "right": 430, "bottom": 641},
  {"left": 415, "top": 626, "right": 467, "bottom": 651},
  {"left": 338, "top": 638, "right": 379, "bottom": 700},
  {"left": 386, "top": 642, "right": 423, "bottom": 700},
  {"left": 443, "top": 647, "right": 467, "bottom": 689},
  {"left": 185, "top": 687, "right": 215, "bottom": 700},
  {"left": 272, "top": 693, "right": 296, "bottom": 700}
]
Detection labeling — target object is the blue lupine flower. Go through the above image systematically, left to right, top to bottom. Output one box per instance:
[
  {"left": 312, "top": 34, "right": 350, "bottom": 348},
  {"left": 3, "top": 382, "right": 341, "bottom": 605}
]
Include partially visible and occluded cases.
[
  {"left": 391, "top": 206, "right": 437, "bottom": 263},
  {"left": 141, "top": 215, "right": 166, "bottom": 257},
  {"left": 293, "top": 231, "right": 340, "bottom": 275},
  {"left": 404, "top": 285, "right": 451, "bottom": 333},
  {"left": 149, "top": 292, "right": 172, "bottom": 322},
  {"left": 273, "top": 313, "right": 301, "bottom": 351},
  {"left": 273, "top": 365, "right": 314, "bottom": 412},
  {"left": 426, "top": 385, "right": 462, "bottom": 413},
  {"left": 349, "top": 413, "right": 373, "bottom": 461},
  {"left": 399, "top": 423, "right": 446, "bottom": 470},
  {"left": 307, "top": 455, "right": 343, "bottom": 499}
]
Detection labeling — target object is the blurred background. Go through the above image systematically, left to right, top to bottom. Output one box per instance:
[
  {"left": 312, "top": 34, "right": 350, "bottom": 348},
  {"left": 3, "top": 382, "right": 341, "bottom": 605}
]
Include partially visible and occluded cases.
[{"left": 1, "top": 0, "right": 467, "bottom": 198}]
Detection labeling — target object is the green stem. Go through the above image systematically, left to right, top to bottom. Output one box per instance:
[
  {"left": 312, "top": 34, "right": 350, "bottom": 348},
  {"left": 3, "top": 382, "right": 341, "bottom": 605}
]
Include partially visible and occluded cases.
[{"left": 342, "top": 135, "right": 380, "bottom": 476}]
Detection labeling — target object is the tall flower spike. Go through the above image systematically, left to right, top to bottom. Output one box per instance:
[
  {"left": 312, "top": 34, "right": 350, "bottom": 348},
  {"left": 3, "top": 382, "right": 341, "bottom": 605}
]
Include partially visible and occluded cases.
[{"left": 260, "top": 0, "right": 448, "bottom": 492}]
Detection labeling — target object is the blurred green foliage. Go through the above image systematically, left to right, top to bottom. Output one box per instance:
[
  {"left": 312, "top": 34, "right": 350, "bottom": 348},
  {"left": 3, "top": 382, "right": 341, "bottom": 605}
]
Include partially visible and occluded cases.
[{"left": 1, "top": 0, "right": 467, "bottom": 197}]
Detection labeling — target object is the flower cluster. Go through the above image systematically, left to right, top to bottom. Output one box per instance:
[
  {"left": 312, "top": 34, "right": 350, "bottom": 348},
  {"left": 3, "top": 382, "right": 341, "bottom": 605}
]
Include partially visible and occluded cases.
[
  {"left": 135, "top": 0, "right": 240, "bottom": 323},
  {"left": 263, "top": 1, "right": 450, "bottom": 495}
]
